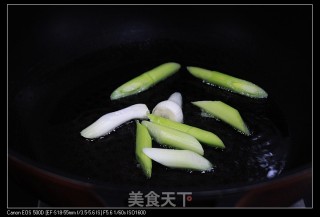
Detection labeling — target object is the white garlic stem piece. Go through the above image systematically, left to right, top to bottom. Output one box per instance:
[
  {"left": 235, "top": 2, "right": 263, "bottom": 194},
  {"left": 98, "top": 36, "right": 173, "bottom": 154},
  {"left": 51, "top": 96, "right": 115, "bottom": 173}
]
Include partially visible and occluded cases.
[{"left": 81, "top": 104, "right": 149, "bottom": 139}]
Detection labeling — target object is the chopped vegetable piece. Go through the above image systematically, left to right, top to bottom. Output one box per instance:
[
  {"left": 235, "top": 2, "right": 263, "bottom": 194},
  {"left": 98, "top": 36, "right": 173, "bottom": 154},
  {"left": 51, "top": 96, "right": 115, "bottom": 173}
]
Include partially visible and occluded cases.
[
  {"left": 110, "top": 62, "right": 181, "bottom": 100},
  {"left": 187, "top": 66, "right": 268, "bottom": 98},
  {"left": 152, "top": 92, "right": 183, "bottom": 123},
  {"left": 168, "top": 92, "right": 182, "bottom": 108},
  {"left": 152, "top": 100, "right": 183, "bottom": 123},
  {"left": 192, "top": 101, "right": 250, "bottom": 136},
  {"left": 80, "top": 104, "right": 149, "bottom": 139},
  {"left": 148, "top": 114, "right": 224, "bottom": 148},
  {"left": 136, "top": 121, "right": 152, "bottom": 178},
  {"left": 141, "top": 121, "right": 204, "bottom": 155},
  {"left": 143, "top": 148, "right": 213, "bottom": 171}
]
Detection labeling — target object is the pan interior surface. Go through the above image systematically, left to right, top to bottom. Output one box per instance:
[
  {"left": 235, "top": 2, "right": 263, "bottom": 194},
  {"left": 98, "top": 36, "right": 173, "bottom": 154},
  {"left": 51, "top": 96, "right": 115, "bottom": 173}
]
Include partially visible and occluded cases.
[{"left": 10, "top": 40, "right": 290, "bottom": 189}]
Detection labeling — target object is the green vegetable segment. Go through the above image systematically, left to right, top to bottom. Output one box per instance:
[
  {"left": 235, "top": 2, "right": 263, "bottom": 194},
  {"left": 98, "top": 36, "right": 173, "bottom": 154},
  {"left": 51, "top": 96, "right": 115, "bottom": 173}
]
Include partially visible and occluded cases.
[
  {"left": 111, "top": 62, "right": 181, "bottom": 100},
  {"left": 187, "top": 66, "right": 268, "bottom": 99},
  {"left": 192, "top": 101, "right": 250, "bottom": 136},
  {"left": 148, "top": 114, "right": 224, "bottom": 149},
  {"left": 136, "top": 121, "right": 152, "bottom": 178},
  {"left": 141, "top": 121, "right": 204, "bottom": 155},
  {"left": 143, "top": 148, "right": 213, "bottom": 171}
]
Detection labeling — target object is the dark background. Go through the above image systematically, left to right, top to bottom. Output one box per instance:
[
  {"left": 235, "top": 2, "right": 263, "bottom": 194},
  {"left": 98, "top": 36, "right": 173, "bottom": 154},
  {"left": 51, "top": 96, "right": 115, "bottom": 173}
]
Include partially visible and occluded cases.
[{"left": 8, "top": 5, "right": 312, "bottom": 207}]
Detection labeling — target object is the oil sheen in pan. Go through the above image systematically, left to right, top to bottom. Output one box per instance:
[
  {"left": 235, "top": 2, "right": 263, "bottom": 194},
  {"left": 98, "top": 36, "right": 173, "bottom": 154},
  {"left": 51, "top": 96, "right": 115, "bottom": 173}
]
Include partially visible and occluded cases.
[{"left": 40, "top": 61, "right": 289, "bottom": 189}]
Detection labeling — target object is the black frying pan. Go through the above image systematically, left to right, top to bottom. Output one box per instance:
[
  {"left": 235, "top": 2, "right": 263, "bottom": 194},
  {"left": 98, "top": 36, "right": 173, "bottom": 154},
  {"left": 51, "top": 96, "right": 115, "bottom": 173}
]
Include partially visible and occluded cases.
[{"left": 8, "top": 5, "right": 312, "bottom": 207}]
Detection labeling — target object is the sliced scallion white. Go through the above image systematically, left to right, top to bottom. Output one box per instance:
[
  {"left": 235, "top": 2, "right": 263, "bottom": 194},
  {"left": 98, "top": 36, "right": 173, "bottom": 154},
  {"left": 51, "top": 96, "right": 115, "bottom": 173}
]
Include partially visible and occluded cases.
[
  {"left": 152, "top": 92, "right": 183, "bottom": 123},
  {"left": 168, "top": 92, "right": 182, "bottom": 108},
  {"left": 80, "top": 104, "right": 149, "bottom": 139},
  {"left": 143, "top": 148, "right": 213, "bottom": 171}
]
